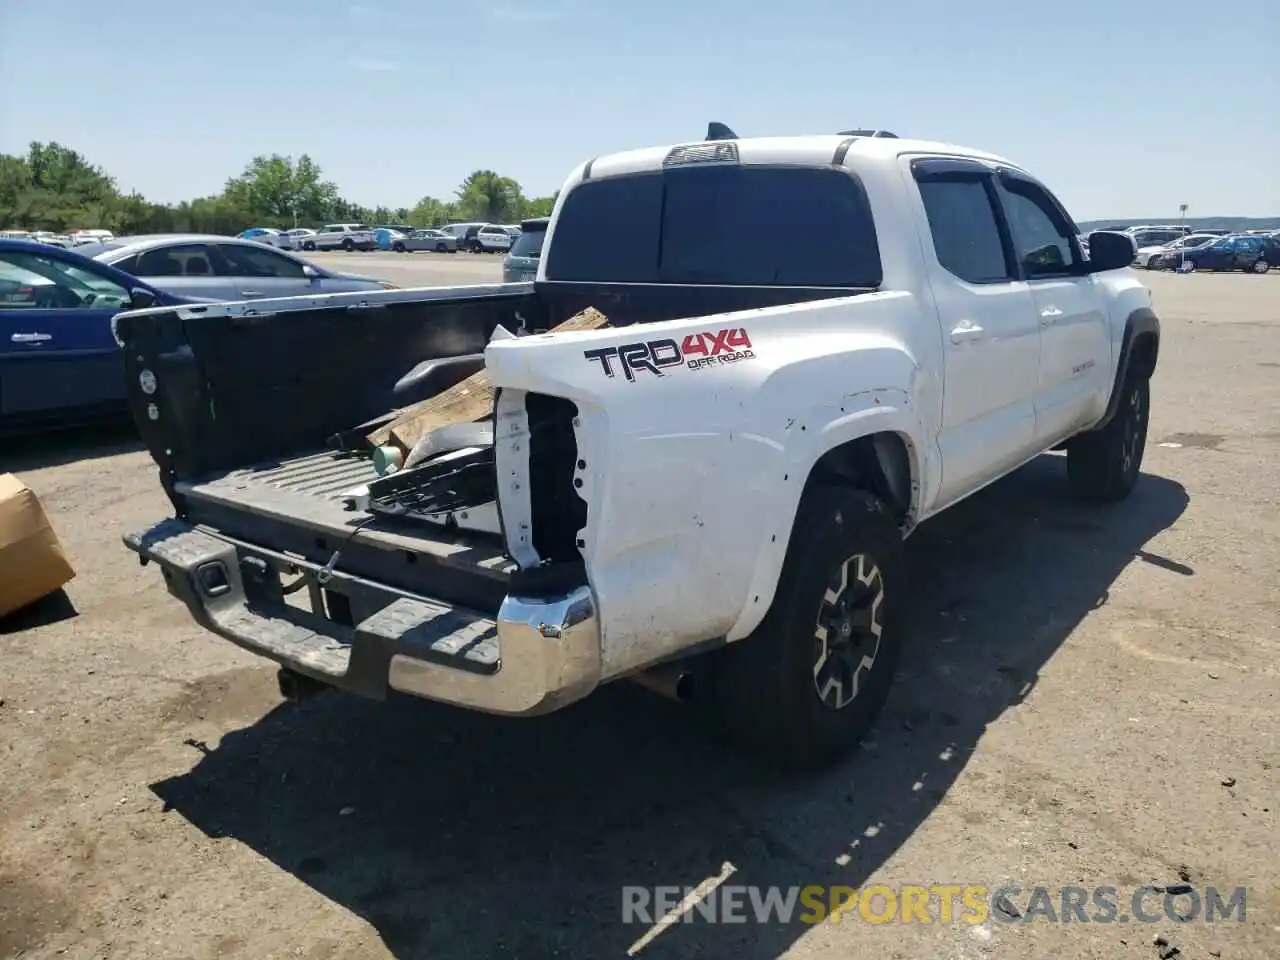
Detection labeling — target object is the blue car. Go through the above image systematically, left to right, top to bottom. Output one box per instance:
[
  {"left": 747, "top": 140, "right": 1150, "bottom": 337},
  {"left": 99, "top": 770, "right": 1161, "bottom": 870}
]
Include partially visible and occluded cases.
[
  {"left": 1158, "top": 234, "right": 1279, "bottom": 274},
  {"left": 0, "top": 238, "right": 188, "bottom": 432}
]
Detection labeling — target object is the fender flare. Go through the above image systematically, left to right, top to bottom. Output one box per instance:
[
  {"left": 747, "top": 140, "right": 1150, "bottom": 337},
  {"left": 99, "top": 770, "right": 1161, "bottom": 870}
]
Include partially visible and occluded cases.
[
  {"left": 1089, "top": 306, "right": 1160, "bottom": 432},
  {"left": 724, "top": 397, "right": 926, "bottom": 643}
]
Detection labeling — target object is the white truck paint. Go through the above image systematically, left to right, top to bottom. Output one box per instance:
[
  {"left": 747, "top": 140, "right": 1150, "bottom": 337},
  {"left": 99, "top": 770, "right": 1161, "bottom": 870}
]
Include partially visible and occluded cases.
[{"left": 118, "top": 130, "right": 1158, "bottom": 766}]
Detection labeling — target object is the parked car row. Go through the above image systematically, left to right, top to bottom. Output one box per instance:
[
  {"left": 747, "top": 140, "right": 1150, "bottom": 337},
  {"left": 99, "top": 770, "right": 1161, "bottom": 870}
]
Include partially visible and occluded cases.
[
  {"left": 235, "top": 220, "right": 526, "bottom": 255},
  {"left": 374, "top": 221, "right": 523, "bottom": 254},
  {"left": 0, "top": 228, "right": 116, "bottom": 249},
  {"left": 1133, "top": 232, "right": 1279, "bottom": 273},
  {"left": 0, "top": 234, "right": 397, "bottom": 432}
]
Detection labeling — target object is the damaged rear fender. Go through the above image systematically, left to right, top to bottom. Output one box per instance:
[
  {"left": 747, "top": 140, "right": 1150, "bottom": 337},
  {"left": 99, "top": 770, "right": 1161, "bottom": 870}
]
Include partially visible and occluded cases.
[{"left": 484, "top": 295, "right": 926, "bottom": 678}]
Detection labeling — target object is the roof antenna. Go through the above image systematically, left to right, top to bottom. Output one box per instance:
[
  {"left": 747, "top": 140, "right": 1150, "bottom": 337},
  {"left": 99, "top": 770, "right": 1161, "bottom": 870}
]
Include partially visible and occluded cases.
[{"left": 706, "top": 122, "right": 738, "bottom": 141}]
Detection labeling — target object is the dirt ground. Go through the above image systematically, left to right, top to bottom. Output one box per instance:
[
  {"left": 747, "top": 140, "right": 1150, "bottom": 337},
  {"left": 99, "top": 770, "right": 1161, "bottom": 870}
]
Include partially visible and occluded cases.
[{"left": 1, "top": 268, "right": 1277, "bottom": 960}]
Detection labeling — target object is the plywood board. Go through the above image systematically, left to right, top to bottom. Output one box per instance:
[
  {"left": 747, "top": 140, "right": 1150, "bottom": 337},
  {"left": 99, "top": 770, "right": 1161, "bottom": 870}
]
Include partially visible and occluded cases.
[{"left": 366, "top": 307, "right": 609, "bottom": 453}]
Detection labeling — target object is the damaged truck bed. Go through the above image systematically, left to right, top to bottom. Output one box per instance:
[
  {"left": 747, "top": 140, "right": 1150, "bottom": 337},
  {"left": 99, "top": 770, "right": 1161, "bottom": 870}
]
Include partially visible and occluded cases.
[{"left": 115, "top": 274, "right": 845, "bottom": 716}]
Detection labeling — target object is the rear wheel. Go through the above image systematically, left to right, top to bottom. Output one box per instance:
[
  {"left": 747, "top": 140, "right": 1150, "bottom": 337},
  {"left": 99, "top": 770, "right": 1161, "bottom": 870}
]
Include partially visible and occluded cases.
[
  {"left": 342, "top": 237, "right": 355, "bottom": 252},
  {"left": 469, "top": 240, "right": 483, "bottom": 253},
  {"left": 303, "top": 241, "right": 316, "bottom": 251},
  {"left": 392, "top": 241, "right": 406, "bottom": 253},
  {"left": 435, "top": 242, "right": 447, "bottom": 252},
  {"left": 1252, "top": 259, "right": 1270, "bottom": 274},
  {"left": 1067, "top": 368, "right": 1149, "bottom": 503},
  {"left": 697, "top": 488, "right": 905, "bottom": 768}
]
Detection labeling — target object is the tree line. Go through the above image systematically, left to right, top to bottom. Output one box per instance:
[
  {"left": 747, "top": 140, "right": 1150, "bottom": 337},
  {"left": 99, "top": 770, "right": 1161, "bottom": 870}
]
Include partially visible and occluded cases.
[{"left": 0, "top": 142, "right": 558, "bottom": 236}]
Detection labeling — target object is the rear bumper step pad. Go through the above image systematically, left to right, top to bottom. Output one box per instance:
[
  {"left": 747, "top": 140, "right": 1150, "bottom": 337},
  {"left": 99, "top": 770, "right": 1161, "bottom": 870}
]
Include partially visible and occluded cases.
[{"left": 124, "top": 518, "right": 601, "bottom": 716}]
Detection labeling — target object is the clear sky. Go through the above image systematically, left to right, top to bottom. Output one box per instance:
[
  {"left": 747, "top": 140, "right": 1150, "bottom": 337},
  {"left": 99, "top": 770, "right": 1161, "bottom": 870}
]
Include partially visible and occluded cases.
[{"left": 2, "top": 0, "right": 1276, "bottom": 220}]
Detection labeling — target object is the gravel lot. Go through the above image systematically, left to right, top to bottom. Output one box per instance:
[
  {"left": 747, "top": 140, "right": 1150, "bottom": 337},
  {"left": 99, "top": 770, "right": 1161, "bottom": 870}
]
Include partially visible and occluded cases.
[{"left": 1, "top": 266, "right": 1277, "bottom": 960}]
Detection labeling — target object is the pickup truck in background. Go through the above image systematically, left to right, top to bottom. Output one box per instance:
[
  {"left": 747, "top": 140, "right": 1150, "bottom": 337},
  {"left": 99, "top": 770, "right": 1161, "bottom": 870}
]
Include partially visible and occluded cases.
[
  {"left": 116, "top": 127, "right": 1157, "bottom": 767},
  {"left": 298, "top": 224, "right": 377, "bottom": 252}
]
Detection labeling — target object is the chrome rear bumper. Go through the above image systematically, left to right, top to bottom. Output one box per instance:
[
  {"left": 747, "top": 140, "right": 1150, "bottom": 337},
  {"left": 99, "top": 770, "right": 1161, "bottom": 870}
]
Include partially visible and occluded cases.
[{"left": 123, "top": 518, "right": 601, "bottom": 716}]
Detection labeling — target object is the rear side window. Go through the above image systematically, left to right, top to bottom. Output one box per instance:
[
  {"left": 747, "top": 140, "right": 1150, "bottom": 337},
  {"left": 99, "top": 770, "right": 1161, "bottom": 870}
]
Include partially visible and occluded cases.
[
  {"left": 545, "top": 165, "right": 882, "bottom": 287},
  {"left": 916, "top": 179, "right": 1011, "bottom": 283},
  {"left": 510, "top": 228, "right": 545, "bottom": 258},
  {"left": 135, "top": 244, "right": 216, "bottom": 277},
  {"left": 217, "top": 244, "right": 306, "bottom": 278},
  {"left": 111, "top": 253, "right": 139, "bottom": 274}
]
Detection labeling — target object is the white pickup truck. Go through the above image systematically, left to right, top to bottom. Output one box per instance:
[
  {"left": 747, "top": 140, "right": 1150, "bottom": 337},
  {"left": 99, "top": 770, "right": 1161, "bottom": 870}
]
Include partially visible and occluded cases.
[{"left": 116, "top": 127, "right": 1157, "bottom": 767}]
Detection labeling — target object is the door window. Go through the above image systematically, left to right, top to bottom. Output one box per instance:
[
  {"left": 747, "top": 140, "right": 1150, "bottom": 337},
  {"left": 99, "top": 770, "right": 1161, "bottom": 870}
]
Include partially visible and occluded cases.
[
  {"left": 997, "top": 176, "right": 1081, "bottom": 279},
  {"left": 916, "top": 178, "right": 1012, "bottom": 284},
  {"left": 135, "top": 244, "right": 217, "bottom": 277},
  {"left": 216, "top": 244, "right": 307, "bottom": 278},
  {"left": 0, "top": 251, "right": 130, "bottom": 309}
]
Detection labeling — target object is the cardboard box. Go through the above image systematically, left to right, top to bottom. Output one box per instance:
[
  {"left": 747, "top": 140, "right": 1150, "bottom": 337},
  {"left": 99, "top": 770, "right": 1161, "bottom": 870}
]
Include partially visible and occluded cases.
[{"left": 0, "top": 473, "right": 76, "bottom": 618}]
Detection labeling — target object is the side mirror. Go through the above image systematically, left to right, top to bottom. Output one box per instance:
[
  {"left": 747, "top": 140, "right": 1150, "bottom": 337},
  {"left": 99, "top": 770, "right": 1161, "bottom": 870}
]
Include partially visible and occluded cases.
[
  {"left": 1084, "top": 231, "right": 1135, "bottom": 272},
  {"left": 302, "top": 264, "right": 319, "bottom": 279},
  {"left": 128, "top": 287, "right": 159, "bottom": 310}
]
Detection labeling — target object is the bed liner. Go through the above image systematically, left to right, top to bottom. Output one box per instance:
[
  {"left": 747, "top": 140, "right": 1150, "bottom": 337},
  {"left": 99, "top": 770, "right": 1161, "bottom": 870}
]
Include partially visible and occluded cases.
[{"left": 175, "top": 448, "right": 514, "bottom": 574}]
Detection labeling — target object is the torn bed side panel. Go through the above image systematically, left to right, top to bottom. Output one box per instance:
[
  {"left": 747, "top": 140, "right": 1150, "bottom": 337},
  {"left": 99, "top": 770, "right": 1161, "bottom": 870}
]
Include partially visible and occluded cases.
[
  {"left": 481, "top": 292, "right": 931, "bottom": 680},
  {"left": 494, "top": 387, "right": 540, "bottom": 570}
]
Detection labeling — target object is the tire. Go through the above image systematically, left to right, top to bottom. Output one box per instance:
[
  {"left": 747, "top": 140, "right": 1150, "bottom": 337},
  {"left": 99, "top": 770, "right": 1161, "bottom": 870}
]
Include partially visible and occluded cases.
[
  {"left": 341, "top": 237, "right": 355, "bottom": 252},
  {"left": 303, "top": 241, "right": 316, "bottom": 251},
  {"left": 469, "top": 241, "right": 483, "bottom": 253},
  {"left": 435, "top": 242, "right": 447, "bottom": 253},
  {"left": 1252, "top": 259, "right": 1270, "bottom": 274},
  {"left": 1066, "top": 368, "right": 1150, "bottom": 503},
  {"left": 697, "top": 487, "right": 906, "bottom": 768}
]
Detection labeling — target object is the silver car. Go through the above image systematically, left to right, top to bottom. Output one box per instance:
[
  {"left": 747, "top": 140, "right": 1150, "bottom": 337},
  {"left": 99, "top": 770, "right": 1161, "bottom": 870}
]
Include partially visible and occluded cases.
[
  {"left": 390, "top": 229, "right": 458, "bottom": 253},
  {"left": 73, "top": 234, "right": 397, "bottom": 301}
]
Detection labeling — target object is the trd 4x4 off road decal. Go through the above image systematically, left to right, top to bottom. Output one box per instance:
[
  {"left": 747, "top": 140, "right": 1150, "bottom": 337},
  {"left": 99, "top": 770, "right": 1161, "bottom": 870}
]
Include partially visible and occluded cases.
[{"left": 584, "top": 327, "right": 755, "bottom": 381}]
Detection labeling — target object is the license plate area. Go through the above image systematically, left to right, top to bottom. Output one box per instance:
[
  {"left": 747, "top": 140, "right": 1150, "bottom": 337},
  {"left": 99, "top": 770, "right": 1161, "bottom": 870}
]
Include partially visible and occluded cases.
[{"left": 240, "top": 551, "right": 360, "bottom": 628}]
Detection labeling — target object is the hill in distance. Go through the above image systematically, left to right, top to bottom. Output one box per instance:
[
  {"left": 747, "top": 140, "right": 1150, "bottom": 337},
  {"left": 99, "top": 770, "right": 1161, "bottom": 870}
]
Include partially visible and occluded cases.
[{"left": 1078, "top": 216, "right": 1280, "bottom": 233}]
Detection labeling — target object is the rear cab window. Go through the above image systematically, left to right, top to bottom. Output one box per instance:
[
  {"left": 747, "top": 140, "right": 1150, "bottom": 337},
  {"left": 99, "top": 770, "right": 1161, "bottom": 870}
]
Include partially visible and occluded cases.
[
  {"left": 545, "top": 165, "right": 882, "bottom": 287},
  {"left": 509, "top": 228, "right": 546, "bottom": 259}
]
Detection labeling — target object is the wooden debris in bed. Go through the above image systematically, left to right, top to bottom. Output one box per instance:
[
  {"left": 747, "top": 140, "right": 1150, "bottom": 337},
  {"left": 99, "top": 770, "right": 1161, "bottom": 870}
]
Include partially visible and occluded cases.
[{"left": 365, "top": 306, "right": 610, "bottom": 455}]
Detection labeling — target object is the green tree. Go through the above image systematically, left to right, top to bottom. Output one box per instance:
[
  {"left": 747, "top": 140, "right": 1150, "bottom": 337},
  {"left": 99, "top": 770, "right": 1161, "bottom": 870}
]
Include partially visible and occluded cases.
[
  {"left": 0, "top": 142, "right": 120, "bottom": 231},
  {"left": 0, "top": 143, "right": 574, "bottom": 238},
  {"left": 222, "top": 153, "right": 340, "bottom": 227},
  {"left": 0, "top": 155, "right": 32, "bottom": 217},
  {"left": 454, "top": 170, "right": 523, "bottom": 223},
  {"left": 521, "top": 193, "right": 558, "bottom": 219},
  {"left": 408, "top": 195, "right": 453, "bottom": 228}
]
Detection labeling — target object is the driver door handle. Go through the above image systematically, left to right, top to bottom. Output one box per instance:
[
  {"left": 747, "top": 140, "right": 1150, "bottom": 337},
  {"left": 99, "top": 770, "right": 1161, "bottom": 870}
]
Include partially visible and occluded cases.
[
  {"left": 949, "top": 321, "right": 986, "bottom": 344},
  {"left": 11, "top": 332, "right": 52, "bottom": 343}
]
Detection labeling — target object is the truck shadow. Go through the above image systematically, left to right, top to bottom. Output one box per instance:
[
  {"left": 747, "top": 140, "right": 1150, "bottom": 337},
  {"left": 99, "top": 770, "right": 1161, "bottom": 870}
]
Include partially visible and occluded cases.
[
  {"left": 0, "top": 418, "right": 141, "bottom": 473},
  {"left": 150, "top": 455, "right": 1189, "bottom": 959}
]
